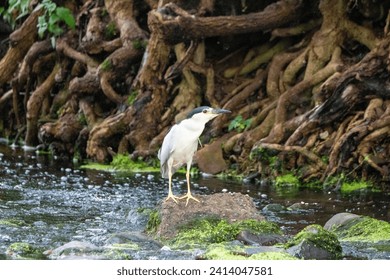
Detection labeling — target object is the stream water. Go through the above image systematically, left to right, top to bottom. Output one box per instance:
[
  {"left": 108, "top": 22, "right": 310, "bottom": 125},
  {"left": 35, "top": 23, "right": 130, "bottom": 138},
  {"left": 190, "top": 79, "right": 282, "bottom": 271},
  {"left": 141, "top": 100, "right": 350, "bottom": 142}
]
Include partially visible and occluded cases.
[{"left": 1, "top": 143, "right": 389, "bottom": 259}]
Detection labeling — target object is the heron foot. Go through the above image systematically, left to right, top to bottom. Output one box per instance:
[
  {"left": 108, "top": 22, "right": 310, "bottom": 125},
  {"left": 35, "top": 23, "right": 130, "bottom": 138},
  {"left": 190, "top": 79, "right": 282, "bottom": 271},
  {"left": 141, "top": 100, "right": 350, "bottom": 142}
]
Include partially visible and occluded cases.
[
  {"left": 179, "top": 192, "right": 200, "bottom": 206},
  {"left": 165, "top": 193, "right": 180, "bottom": 204}
]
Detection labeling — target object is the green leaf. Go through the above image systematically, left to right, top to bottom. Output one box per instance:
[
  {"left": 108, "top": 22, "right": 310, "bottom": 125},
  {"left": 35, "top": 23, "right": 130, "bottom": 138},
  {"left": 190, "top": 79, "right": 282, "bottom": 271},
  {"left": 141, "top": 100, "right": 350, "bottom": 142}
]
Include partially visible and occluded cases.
[
  {"left": 15, "top": 0, "right": 29, "bottom": 20},
  {"left": 42, "top": 0, "right": 56, "bottom": 13},
  {"left": 55, "top": 7, "right": 75, "bottom": 29},
  {"left": 48, "top": 13, "right": 60, "bottom": 26},
  {"left": 37, "top": 15, "right": 48, "bottom": 38},
  {"left": 48, "top": 22, "right": 63, "bottom": 36},
  {"left": 228, "top": 115, "right": 252, "bottom": 132}
]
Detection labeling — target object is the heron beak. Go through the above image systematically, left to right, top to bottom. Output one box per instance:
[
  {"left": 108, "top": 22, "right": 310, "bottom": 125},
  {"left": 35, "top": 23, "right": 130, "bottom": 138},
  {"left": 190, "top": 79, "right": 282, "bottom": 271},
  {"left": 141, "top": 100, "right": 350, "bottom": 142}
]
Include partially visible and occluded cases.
[{"left": 213, "top": 108, "right": 231, "bottom": 114}]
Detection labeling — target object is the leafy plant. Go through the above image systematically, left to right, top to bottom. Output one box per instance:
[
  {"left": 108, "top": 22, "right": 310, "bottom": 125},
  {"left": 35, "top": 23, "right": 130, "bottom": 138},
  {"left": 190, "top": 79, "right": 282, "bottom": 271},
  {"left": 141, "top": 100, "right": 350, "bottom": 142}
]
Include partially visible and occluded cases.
[
  {"left": 0, "top": 0, "right": 30, "bottom": 28},
  {"left": 37, "top": 0, "right": 75, "bottom": 46},
  {"left": 228, "top": 115, "right": 252, "bottom": 132}
]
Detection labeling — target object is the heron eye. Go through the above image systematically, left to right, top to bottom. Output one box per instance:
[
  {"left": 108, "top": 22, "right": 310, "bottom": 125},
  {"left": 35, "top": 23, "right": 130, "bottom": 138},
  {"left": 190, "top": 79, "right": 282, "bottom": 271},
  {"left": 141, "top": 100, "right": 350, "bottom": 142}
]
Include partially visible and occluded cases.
[{"left": 202, "top": 109, "right": 207, "bottom": 113}]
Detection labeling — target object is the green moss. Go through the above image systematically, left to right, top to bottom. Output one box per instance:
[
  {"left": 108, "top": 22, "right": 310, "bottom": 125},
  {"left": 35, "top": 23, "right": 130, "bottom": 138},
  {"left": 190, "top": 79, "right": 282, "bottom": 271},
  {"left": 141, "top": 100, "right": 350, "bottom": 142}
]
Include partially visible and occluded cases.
[
  {"left": 105, "top": 21, "right": 118, "bottom": 39},
  {"left": 132, "top": 39, "right": 148, "bottom": 50},
  {"left": 100, "top": 59, "right": 112, "bottom": 71},
  {"left": 127, "top": 90, "right": 138, "bottom": 106},
  {"left": 78, "top": 112, "right": 87, "bottom": 126},
  {"left": 249, "top": 147, "right": 281, "bottom": 171},
  {"left": 80, "top": 153, "right": 160, "bottom": 173},
  {"left": 80, "top": 162, "right": 114, "bottom": 171},
  {"left": 216, "top": 170, "right": 244, "bottom": 181},
  {"left": 275, "top": 173, "right": 300, "bottom": 187},
  {"left": 340, "top": 180, "right": 373, "bottom": 194},
  {"left": 146, "top": 210, "right": 161, "bottom": 234},
  {"left": 333, "top": 216, "right": 390, "bottom": 242},
  {"left": 170, "top": 218, "right": 281, "bottom": 247},
  {"left": 0, "top": 219, "right": 27, "bottom": 227},
  {"left": 236, "top": 219, "right": 282, "bottom": 235},
  {"left": 285, "top": 224, "right": 342, "bottom": 259},
  {"left": 6, "top": 242, "right": 45, "bottom": 260},
  {"left": 109, "top": 242, "right": 140, "bottom": 250},
  {"left": 203, "top": 244, "right": 297, "bottom": 260},
  {"left": 203, "top": 244, "right": 248, "bottom": 260},
  {"left": 104, "top": 248, "right": 133, "bottom": 260},
  {"left": 250, "top": 252, "right": 298, "bottom": 260}
]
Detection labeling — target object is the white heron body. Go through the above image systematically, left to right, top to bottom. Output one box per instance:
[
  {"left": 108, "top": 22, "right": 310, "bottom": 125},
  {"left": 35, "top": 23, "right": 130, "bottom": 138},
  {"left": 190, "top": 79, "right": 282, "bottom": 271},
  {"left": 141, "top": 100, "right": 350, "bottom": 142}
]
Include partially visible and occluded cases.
[{"left": 158, "top": 106, "right": 231, "bottom": 205}]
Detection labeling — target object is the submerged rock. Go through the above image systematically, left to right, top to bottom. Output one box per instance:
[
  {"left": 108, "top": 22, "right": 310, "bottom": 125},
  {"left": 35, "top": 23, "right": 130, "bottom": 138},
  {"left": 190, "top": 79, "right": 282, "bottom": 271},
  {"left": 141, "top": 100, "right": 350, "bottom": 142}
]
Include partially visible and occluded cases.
[
  {"left": 156, "top": 192, "right": 265, "bottom": 238},
  {"left": 262, "top": 203, "right": 287, "bottom": 213},
  {"left": 106, "top": 231, "right": 162, "bottom": 250},
  {"left": 47, "top": 241, "right": 102, "bottom": 260}
]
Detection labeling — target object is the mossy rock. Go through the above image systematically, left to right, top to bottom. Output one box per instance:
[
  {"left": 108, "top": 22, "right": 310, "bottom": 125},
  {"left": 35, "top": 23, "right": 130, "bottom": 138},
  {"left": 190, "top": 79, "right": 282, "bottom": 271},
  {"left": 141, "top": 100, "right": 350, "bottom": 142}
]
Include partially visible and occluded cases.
[
  {"left": 156, "top": 193, "right": 265, "bottom": 238},
  {"left": 331, "top": 216, "right": 390, "bottom": 242},
  {"left": 168, "top": 217, "right": 281, "bottom": 248},
  {"left": 286, "top": 224, "right": 342, "bottom": 259},
  {"left": 6, "top": 242, "right": 46, "bottom": 260}
]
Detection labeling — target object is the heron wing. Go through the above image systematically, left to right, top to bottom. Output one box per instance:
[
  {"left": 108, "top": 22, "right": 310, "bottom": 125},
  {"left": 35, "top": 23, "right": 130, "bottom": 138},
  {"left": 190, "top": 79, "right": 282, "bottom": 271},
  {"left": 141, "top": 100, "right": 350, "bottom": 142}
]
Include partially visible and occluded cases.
[{"left": 158, "top": 125, "right": 177, "bottom": 178}]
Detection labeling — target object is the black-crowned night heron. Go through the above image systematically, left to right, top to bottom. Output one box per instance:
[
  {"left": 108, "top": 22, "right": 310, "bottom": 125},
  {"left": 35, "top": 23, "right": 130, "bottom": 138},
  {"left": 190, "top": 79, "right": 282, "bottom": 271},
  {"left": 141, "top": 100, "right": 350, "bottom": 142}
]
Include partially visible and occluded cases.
[{"left": 158, "top": 106, "right": 231, "bottom": 205}]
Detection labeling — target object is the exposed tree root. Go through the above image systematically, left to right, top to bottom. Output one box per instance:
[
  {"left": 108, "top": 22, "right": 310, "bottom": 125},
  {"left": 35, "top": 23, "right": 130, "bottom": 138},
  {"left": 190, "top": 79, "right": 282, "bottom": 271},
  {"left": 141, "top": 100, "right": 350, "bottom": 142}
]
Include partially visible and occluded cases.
[{"left": 1, "top": 0, "right": 390, "bottom": 187}]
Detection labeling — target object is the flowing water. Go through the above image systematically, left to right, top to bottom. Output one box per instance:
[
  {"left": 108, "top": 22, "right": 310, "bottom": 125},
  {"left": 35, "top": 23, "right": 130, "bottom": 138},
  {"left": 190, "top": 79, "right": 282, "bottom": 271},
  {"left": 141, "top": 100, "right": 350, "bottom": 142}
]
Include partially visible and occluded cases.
[{"left": 0, "top": 143, "right": 389, "bottom": 259}]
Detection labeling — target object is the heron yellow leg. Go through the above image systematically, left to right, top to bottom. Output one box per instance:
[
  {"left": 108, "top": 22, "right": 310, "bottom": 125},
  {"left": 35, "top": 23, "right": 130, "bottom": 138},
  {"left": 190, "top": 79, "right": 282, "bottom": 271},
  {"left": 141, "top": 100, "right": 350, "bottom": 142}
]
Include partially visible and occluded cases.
[
  {"left": 166, "top": 168, "right": 179, "bottom": 203},
  {"left": 180, "top": 169, "right": 200, "bottom": 206}
]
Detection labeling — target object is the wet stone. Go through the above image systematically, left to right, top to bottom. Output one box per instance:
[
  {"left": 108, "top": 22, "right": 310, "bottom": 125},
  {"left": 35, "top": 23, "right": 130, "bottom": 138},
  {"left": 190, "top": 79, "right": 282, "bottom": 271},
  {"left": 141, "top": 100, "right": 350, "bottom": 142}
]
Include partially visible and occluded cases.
[
  {"left": 262, "top": 203, "right": 287, "bottom": 213},
  {"left": 323, "top": 212, "right": 362, "bottom": 231},
  {"left": 285, "top": 224, "right": 342, "bottom": 260},
  {"left": 237, "top": 230, "right": 287, "bottom": 246},
  {"left": 105, "top": 231, "right": 162, "bottom": 250},
  {"left": 286, "top": 239, "right": 336, "bottom": 260},
  {"left": 47, "top": 241, "right": 101, "bottom": 260}
]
